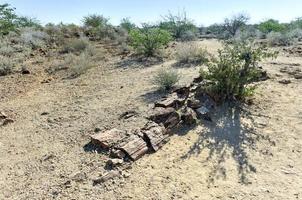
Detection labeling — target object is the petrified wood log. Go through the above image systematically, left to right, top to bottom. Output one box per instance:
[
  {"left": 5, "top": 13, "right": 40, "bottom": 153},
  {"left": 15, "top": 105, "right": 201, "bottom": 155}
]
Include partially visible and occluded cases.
[{"left": 91, "top": 128, "right": 128, "bottom": 149}]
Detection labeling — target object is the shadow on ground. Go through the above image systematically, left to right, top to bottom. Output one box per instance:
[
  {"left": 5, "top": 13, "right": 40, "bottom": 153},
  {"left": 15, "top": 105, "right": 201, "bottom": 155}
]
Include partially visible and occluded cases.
[
  {"left": 116, "top": 55, "right": 163, "bottom": 69},
  {"left": 139, "top": 89, "right": 167, "bottom": 104},
  {"left": 181, "top": 103, "right": 274, "bottom": 184}
]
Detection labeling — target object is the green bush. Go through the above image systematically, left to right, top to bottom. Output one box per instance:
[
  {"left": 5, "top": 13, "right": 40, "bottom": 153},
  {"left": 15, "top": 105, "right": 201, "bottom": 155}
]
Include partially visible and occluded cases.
[
  {"left": 159, "top": 11, "right": 197, "bottom": 40},
  {"left": 258, "top": 19, "right": 286, "bottom": 34},
  {"left": 129, "top": 27, "right": 171, "bottom": 57},
  {"left": 202, "top": 41, "right": 277, "bottom": 101},
  {"left": 175, "top": 43, "right": 209, "bottom": 65},
  {"left": 153, "top": 68, "right": 180, "bottom": 91}
]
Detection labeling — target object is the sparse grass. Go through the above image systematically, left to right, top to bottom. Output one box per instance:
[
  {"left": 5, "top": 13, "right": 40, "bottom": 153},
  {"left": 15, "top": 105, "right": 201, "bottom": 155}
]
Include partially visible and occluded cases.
[
  {"left": 175, "top": 43, "right": 209, "bottom": 65},
  {"left": 153, "top": 68, "right": 180, "bottom": 91}
]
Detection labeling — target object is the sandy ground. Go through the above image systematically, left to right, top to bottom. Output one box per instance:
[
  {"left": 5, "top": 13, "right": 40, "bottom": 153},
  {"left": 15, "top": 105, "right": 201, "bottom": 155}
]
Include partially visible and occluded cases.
[{"left": 0, "top": 39, "right": 301, "bottom": 200}]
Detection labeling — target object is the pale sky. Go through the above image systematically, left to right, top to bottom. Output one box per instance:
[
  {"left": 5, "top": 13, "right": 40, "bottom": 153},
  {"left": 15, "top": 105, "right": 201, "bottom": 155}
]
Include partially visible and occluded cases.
[{"left": 3, "top": 0, "right": 302, "bottom": 26}]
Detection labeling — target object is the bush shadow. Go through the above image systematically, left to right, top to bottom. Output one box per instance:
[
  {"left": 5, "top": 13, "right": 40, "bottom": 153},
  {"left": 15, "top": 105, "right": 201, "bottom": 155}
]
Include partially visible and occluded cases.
[{"left": 181, "top": 103, "right": 274, "bottom": 184}]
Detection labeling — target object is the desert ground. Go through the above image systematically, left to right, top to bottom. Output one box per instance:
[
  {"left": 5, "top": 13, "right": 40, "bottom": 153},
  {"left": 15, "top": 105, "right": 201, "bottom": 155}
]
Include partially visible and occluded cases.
[{"left": 0, "top": 39, "right": 302, "bottom": 200}]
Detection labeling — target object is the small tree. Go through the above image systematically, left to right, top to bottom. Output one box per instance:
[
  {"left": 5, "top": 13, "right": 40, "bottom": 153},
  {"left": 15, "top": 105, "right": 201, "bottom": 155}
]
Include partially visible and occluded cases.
[
  {"left": 0, "top": 4, "right": 18, "bottom": 35},
  {"left": 159, "top": 11, "right": 197, "bottom": 40},
  {"left": 223, "top": 13, "right": 250, "bottom": 38},
  {"left": 82, "top": 14, "right": 109, "bottom": 28},
  {"left": 82, "top": 14, "right": 111, "bottom": 40},
  {"left": 16, "top": 16, "right": 42, "bottom": 29},
  {"left": 258, "top": 19, "right": 286, "bottom": 34},
  {"left": 129, "top": 26, "right": 171, "bottom": 57},
  {"left": 202, "top": 41, "right": 277, "bottom": 101}
]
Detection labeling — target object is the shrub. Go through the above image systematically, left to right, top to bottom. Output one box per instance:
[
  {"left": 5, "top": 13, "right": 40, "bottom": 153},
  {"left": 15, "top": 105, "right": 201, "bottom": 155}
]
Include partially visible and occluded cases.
[
  {"left": 159, "top": 11, "right": 197, "bottom": 40},
  {"left": 222, "top": 13, "right": 250, "bottom": 38},
  {"left": 82, "top": 14, "right": 109, "bottom": 28},
  {"left": 82, "top": 14, "right": 111, "bottom": 40},
  {"left": 289, "top": 17, "right": 302, "bottom": 29},
  {"left": 120, "top": 18, "right": 136, "bottom": 32},
  {"left": 258, "top": 19, "right": 286, "bottom": 34},
  {"left": 44, "top": 23, "right": 65, "bottom": 45},
  {"left": 59, "top": 23, "right": 82, "bottom": 38},
  {"left": 234, "top": 25, "right": 258, "bottom": 41},
  {"left": 20, "top": 27, "right": 49, "bottom": 49},
  {"left": 129, "top": 27, "right": 172, "bottom": 57},
  {"left": 288, "top": 28, "right": 302, "bottom": 40},
  {"left": 180, "top": 30, "right": 197, "bottom": 41},
  {"left": 266, "top": 32, "right": 293, "bottom": 46},
  {"left": 61, "top": 37, "right": 91, "bottom": 54},
  {"left": 0, "top": 39, "right": 14, "bottom": 56},
  {"left": 202, "top": 41, "right": 277, "bottom": 101},
  {"left": 175, "top": 43, "right": 209, "bottom": 65},
  {"left": 69, "top": 52, "right": 95, "bottom": 78},
  {"left": 0, "top": 56, "right": 15, "bottom": 76},
  {"left": 153, "top": 68, "right": 180, "bottom": 91}
]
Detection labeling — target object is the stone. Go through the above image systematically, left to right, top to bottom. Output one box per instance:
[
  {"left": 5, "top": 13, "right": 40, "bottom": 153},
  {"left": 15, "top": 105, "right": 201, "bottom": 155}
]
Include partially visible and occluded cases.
[
  {"left": 21, "top": 67, "right": 30, "bottom": 75},
  {"left": 294, "top": 73, "right": 302, "bottom": 79},
  {"left": 193, "top": 75, "right": 203, "bottom": 83},
  {"left": 278, "top": 79, "right": 291, "bottom": 84},
  {"left": 155, "top": 87, "right": 189, "bottom": 109},
  {"left": 195, "top": 92, "right": 216, "bottom": 109},
  {"left": 155, "top": 93, "right": 185, "bottom": 109},
  {"left": 187, "top": 98, "right": 202, "bottom": 109},
  {"left": 196, "top": 106, "right": 212, "bottom": 121},
  {"left": 148, "top": 107, "right": 175, "bottom": 123},
  {"left": 181, "top": 107, "right": 197, "bottom": 125},
  {"left": 119, "top": 110, "right": 138, "bottom": 120},
  {"left": 0, "top": 112, "right": 7, "bottom": 119},
  {"left": 41, "top": 112, "right": 49, "bottom": 116},
  {"left": 2, "top": 118, "right": 14, "bottom": 126},
  {"left": 141, "top": 122, "right": 168, "bottom": 152},
  {"left": 91, "top": 128, "right": 128, "bottom": 149},
  {"left": 117, "top": 134, "right": 148, "bottom": 161},
  {"left": 110, "top": 149, "right": 126, "bottom": 159},
  {"left": 106, "top": 158, "right": 124, "bottom": 168},
  {"left": 93, "top": 170, "right": 120, "bottom": 185},
  {"left": 71, "top": 172, "right": 87, "bottom": 182}
]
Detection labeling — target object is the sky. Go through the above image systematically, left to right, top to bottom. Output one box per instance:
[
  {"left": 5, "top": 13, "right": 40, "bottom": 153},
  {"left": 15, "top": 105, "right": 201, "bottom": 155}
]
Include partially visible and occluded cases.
[{"left": 3, "top": 0, "right": 302, "bottom": 26}]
